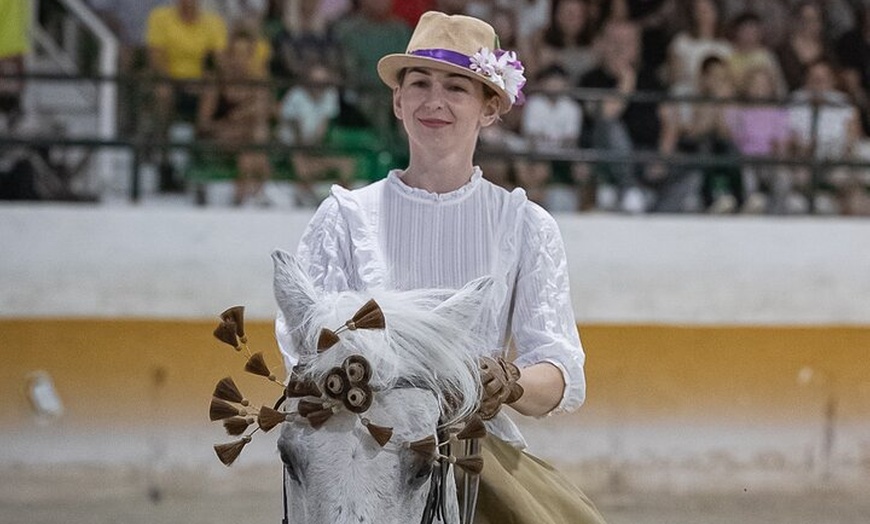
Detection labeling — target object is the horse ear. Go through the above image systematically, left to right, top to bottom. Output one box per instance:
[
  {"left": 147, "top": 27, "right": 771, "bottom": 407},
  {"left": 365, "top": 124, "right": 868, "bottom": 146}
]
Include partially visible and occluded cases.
[
  {"left": 272, "top": 249, "right": 319, "bottom": 329},
  {"left": 432, "top": 276, "right": 494, "bottom": 326}
]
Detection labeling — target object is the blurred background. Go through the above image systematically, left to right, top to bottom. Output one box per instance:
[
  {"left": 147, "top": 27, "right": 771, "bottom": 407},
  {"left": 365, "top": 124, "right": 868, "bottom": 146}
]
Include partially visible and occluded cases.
[{"left": 2, "top": 0, "right": 870, "bottom": 523}]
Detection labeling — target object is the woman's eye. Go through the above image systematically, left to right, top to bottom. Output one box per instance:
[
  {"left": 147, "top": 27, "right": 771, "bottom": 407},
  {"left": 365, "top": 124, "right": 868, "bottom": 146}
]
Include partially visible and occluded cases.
[{"left": 448, "top": 84, "right": 468, "bottom": 93}]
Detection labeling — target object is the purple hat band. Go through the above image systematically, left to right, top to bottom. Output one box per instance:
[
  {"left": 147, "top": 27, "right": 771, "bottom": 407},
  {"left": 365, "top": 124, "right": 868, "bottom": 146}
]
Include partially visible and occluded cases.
[{"left": 409, "top": 48, "right": 473, "bottom": 70}]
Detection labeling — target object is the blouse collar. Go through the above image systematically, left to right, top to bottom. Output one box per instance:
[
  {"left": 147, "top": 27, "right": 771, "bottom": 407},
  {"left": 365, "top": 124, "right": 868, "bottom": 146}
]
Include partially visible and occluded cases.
[{"left": 387, "top": 167, "right": 483, "bottom": 203}]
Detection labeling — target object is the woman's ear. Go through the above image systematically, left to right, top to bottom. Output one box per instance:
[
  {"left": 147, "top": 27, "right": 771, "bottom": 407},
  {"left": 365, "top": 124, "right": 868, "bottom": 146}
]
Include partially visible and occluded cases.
[
  {"left": 392, "top": 87, "right": 404, "bottom": 120},
  {"left": 479, "top": 96, "right": 501, "bottom": 127}
]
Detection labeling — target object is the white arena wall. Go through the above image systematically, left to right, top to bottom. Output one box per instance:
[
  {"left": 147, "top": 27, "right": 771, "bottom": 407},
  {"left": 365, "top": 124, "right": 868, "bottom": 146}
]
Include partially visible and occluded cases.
[{"left": 1, "top": 203, "right": 869, "bottom": 492}]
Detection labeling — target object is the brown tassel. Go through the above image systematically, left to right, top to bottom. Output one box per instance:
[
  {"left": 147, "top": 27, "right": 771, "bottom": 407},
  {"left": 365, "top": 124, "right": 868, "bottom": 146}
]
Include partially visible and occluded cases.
[
  {"left": 347, "top": 299, "right": 385, "bottom": 330},
  {"left": 220, "top": 306, "right": 247, "bottom": 343},
  {"left": 213, "top": 320, "right": 240, "bottom": 350},
  {"left": 317, "top": 328, "right": 340, "bottom": 351},
  {"left": 245, "top": 352, "right": 275, "bottom": 381},
  {"left": 213, "top": 377, "right": 248, "bottom": 406},
  {"left": 285, "top": 379, "right": 321, "bottom": 398},
  {"left": 210, "top": 398, "right": 245, "bottom": 421},
  {"left": 297, "top": 398, "right": 324, "bottom": 417},
  {"left": 257, "top": 405, "right": 288, "bottom": 432},
  {"left": 306, "top": 408, "right": 334, "bottom": 429},
  {"left": 456, "top": 415, "right": 487, "bottom": 441},
  {"left": 223, "top": 416, "right": 254, "bottom": 436},
  {"left": 361, "top": 418, "right": 393, "bottom": 447},
  {"left": 214, "top": 435, "right": 251, "bottom": 466},
  {"left": 407, "top": 435, "right": 437, "bottom": 457},
  {"left": 454, "top": 455, "right": 484, "bottom": 475}
]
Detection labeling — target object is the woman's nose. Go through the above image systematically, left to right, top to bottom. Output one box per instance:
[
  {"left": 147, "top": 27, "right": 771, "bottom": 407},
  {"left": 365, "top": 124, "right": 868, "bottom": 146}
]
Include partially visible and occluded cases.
[{"left": 423, "top": 84, "right": 446, "bottom": 109}]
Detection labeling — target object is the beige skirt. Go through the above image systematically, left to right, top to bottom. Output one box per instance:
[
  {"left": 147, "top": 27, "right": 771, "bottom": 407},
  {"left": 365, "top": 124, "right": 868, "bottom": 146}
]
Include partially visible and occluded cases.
[{"left": 473, "top": 436, "right": 608, "bottom": 524}]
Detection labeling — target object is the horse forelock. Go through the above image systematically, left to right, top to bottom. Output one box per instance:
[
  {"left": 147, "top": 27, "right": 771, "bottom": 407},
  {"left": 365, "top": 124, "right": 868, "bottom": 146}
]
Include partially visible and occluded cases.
[{"left": 292, "top": 287, "right": 483, "bottom": 426}]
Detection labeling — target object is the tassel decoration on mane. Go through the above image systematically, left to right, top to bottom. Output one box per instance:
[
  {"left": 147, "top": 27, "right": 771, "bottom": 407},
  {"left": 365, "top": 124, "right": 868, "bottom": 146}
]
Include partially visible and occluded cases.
[
  {"left": 317, "top": 299, "right": 387, "bottom": 351},
  {"left": 346, "top": 299, "right": 386, "bottom": 331},
  {"left": 220, "top": 306, "right": 247, "bottom": 344},
  {"left": 213, "top": 320, "right": 242, "bottom": 351},
  {"left": 317, "top": 328, "right": 340, "bottom": 352},
  {"left": 245, "top": 352, "right": 278, "bottom": 382},
  {"left": 213, "top": 377, "right": 249, "bottom": 406},
  {"left": 285, "top": 378, "right": 321, "bottom": 398},
  {"left": 210, "top": 398, "right": 247, "bottom": 421},
  {"left": 297, "top": 398, "right": 326, "bottom": 417},
  {"left": 257, "top": 405, "right": 288, "bottom": 432},
  {"left": 306, "top": 408, "right": 335, "bottom": 429},
  {"left": 455, "top": 415, "right": 487, "bottom": 441},
  {"left": 223, "top": 416, "right": 254, "bottom": 436},
  {"left": 360, "top": 417, "right": 393, "bottom": 447},
  {"left": 214, "top": 435, "right": 252, "bottom": 466},
  {"left": 407, "top": 435, "right": 437, "bottom": 457},
  {"left": 453, "top": 455, "right": 484, "bottom": 475}
]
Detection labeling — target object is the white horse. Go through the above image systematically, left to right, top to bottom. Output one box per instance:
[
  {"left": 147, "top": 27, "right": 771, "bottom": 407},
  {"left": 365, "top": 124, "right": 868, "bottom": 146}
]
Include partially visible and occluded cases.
[{"left": 271, "top": 249, "right": 490, "bottom": 524}]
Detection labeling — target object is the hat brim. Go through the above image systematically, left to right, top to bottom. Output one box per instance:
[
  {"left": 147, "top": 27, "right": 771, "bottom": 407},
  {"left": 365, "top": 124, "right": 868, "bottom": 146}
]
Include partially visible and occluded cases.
[{"left": 377, "top": 53, "right": 512, "bottom": 114}]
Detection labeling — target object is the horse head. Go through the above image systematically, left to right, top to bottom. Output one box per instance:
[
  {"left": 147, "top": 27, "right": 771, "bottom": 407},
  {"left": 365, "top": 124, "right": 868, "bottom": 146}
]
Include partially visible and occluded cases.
[{"left": 271, "top": 249, "right": 491, "bottom": 523}]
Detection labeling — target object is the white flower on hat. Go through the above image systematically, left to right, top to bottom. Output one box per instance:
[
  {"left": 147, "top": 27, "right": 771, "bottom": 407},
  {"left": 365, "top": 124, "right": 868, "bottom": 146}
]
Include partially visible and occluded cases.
[{"left": 469, "top": 47, "right": 526, "bottom": 105}]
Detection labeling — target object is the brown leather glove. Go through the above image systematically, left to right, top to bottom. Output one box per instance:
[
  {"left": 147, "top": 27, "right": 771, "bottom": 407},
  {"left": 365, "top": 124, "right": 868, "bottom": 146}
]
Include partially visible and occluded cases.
[{"left": 477, "top": 356, "right": 524, "bottom": 420}]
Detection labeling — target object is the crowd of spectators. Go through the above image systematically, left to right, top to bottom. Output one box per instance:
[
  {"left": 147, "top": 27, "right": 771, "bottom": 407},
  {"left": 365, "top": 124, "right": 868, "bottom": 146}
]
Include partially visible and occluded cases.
[{"left": 7, "top": 0, "right": 870, "bottom": 214}]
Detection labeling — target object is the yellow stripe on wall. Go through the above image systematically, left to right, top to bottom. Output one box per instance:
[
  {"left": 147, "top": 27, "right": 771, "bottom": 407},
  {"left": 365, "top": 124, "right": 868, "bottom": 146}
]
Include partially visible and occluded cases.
[{"left": 3, "top": 319, "right": 868, "bottom": 430}]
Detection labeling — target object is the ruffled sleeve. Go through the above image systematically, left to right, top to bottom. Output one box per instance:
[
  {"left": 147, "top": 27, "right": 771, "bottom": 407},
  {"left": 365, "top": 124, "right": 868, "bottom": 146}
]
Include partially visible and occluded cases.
[
  {"left": 275, "top": 195, "right": 352, "bottom": 370},
  {"left": 510, "top": 203, "right": 586, "bottom": 415}
]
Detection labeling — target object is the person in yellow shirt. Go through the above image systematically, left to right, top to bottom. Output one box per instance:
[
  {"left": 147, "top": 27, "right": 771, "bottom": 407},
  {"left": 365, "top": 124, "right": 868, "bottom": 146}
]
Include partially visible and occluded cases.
[
  {"left": 0, "top": 0, "right": 29, "bottom": 127},
  {"left": 145, "top": 0, "right": 228, "bottom": 190}
]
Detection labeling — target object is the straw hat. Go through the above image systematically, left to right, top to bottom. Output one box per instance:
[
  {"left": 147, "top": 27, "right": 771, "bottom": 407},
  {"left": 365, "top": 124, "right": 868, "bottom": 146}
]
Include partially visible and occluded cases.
[{"left": 377, "top": 11, "right": 526, "bottom": 113}]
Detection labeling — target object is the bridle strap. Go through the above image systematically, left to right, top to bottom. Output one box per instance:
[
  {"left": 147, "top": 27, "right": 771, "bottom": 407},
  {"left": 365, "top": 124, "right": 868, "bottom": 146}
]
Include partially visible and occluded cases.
[
  {"left": 460, "top": 438, "right": 481, "bottom": 524},
  {"left": 282, "top": 467, "right": 289, "bottom": 524}
]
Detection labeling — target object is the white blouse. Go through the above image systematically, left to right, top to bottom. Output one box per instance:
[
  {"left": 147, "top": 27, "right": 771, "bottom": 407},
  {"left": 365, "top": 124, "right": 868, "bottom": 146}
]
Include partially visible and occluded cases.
[{"left": 276, "top": 167, "right": 586, "bottom": 447}]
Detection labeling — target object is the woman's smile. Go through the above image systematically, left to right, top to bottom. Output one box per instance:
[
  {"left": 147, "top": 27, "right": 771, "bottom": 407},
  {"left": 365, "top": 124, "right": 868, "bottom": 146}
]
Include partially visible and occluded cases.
[{"left": 418, "top": 117, "right": 452, "bottom": 128}]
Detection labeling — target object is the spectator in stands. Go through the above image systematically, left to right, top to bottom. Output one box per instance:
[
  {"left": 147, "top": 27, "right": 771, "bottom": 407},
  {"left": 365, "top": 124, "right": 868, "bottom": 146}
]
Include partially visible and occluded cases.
[
  {"left": 0, "top": 0, "right": 29, "bottom": 131},
  {"left": 87, "top": 0, "right": 166, "bottom": 70},
  {"left": 146, "top": 0, "right": 228, "bottom": 191},
  {"left": 270, "top": 0, "right": 341, "bottom": 82},
  {"left": 332, "top": 0, "right": 412, "bottom": 141},
  {"left": 392, "top": 0, "right": 436, "bottom": 28},
  {"left": 527, "top": 0, "right": 597, "bottom": 85},
  {"left": 598, "top": 0, "right": 677, "bottom": 73},
  {"left": 666, "top": 0, "right": 732, "bottom": 97},
  {"left": 717, "top": 0, "right": 790, "bottom": 49},
  {"left": 775, "top": 1, "right": 830, "bottom": 93},
  {"left": 835, "top": 3, "right": 870, "bottom": 137},
  {"left": 726, "top": 11, "right": 786, "bottom": 96},
  {"left": 579, "top": 19, "right": 665, "bottom": 213},
  {"left": 196, "top": 28, "right": 273, "bottom": 206},
  {"left": 659, "top": 54, "right": 740, "bottom": 213},
  {"left": 789, "top": 59, "right": 864, "bottom": 215},
  {"left": 277, "top": 62, "right": 356, "bottom": 207},
  {"left": 519, "top": 64, "right": 584, "bottom": 209},
  {"left": 727, "top": 64, "right": 792, "bottom": 214}
]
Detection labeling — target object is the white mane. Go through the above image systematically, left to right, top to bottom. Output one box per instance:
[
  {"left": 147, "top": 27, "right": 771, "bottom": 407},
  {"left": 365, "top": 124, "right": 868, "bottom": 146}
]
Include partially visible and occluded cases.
[{"left": 272, "top": 249, "right": 489, "bottom": 425}]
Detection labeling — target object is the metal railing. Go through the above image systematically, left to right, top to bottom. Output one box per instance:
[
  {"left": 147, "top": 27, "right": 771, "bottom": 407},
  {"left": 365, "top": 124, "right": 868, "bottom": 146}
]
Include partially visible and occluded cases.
[{"left": 1, "top": 72, "right": 868, "bottom": 212}]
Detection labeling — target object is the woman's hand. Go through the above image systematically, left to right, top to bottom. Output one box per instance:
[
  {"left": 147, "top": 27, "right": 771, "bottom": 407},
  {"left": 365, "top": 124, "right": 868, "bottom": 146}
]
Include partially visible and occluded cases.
[{"left": 477, "top": 356, "right": 524, "bottom": 420}]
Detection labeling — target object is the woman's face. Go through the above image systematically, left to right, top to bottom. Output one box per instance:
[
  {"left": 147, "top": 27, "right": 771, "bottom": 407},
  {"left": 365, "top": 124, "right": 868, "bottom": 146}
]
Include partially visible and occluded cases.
[{"left": 393, "top": 67, "right": 499, "bottom": 153}]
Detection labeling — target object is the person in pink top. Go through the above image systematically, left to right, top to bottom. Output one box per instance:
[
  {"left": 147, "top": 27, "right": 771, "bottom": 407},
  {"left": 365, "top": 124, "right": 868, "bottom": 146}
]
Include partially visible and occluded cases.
[{"left": 727, "top": 64, "right": 792, "bottom": 213}]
